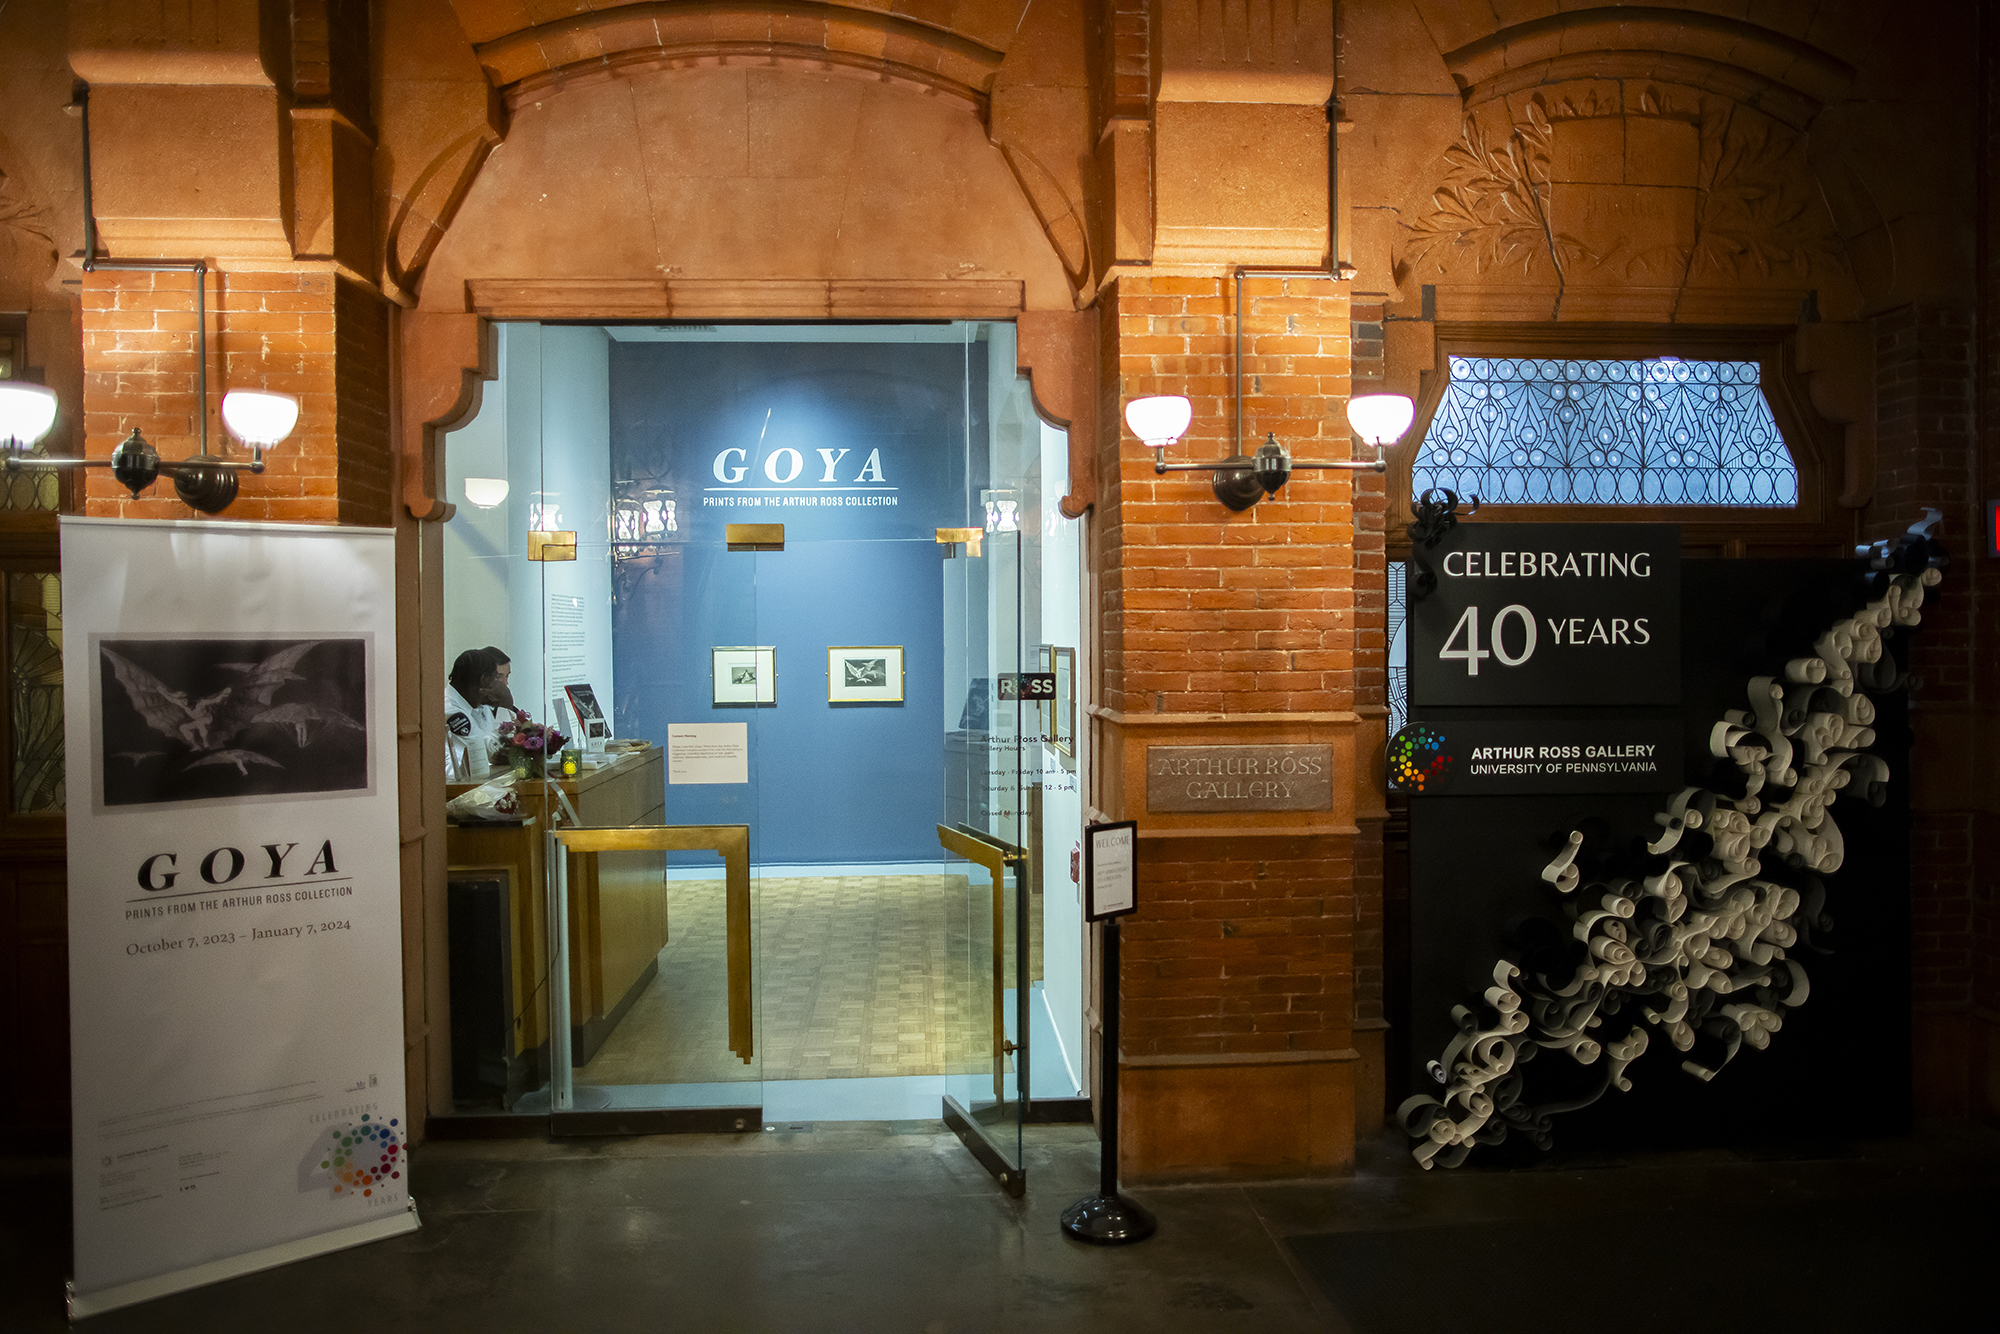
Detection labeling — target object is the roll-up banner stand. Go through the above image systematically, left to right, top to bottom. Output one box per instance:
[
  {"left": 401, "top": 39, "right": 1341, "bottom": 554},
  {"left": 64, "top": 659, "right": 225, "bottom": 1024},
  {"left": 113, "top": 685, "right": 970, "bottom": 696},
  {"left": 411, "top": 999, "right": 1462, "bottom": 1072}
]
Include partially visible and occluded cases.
[{"left": 61, "top": 518, "right": 416, "bottom": 1318}]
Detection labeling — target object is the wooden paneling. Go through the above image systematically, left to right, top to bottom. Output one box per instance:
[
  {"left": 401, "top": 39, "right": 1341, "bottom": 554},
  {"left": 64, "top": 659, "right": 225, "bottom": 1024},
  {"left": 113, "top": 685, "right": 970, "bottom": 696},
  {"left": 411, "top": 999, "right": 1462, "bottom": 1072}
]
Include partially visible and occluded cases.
[{"left": 446, "top": 749, "right": 670, "bottom": 1068}]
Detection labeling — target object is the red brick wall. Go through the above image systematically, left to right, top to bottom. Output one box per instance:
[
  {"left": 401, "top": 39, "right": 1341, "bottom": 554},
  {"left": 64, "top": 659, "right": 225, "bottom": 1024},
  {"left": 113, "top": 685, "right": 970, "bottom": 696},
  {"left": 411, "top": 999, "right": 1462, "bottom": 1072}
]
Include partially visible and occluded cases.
[
  {"left": 1104, "top": 0, "right": 1150, "bottom": 119},
  {"left": 1976, "top": 15, "right": 2000, "bottom": 1113},
  {"left": 81, "top": 269, "right": 342, "bottom": 523},
  {"left": 1098, "top": 271, "right": 1378, "bottom": 1063},
  {"left": 1106, "top": 274, "right": 1361, "bottom": 716},
  {"left": 334, "top": 277, "right": 392, "bottom": 527},
  {"left": 1349, "top": 296, "right": 1388, "bottom": 1048},
  {"left": 1870, "top": 301, "right": 1987, "bottom": 1110},
  {"left": 1124, "top": 836, "right": 1355, "bottom": 1057}
]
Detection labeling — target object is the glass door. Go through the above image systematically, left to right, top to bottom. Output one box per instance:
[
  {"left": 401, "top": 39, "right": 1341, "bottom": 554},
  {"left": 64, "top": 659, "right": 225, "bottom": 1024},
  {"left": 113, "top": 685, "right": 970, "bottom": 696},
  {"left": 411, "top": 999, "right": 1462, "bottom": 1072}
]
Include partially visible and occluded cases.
[
  {"left": 439, "top": 318, "right": 1082, "bottom": 1148},
  {"left": 528, "top": 323, "right": 766, "bottom": 1131},
  {"left": 939, "top": 326, "right": 1036, "bottom": 1192}
]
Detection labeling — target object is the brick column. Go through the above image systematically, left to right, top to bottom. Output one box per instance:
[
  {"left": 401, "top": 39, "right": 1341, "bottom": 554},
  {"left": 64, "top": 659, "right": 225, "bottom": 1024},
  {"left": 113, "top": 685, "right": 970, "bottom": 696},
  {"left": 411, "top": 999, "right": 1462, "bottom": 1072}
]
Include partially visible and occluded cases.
[
  {"left": 80, "top": 268, "right": 387, "bottom": 525},
  {"left": 1095, "top": 272, "right": 1378, "bottom": 1180}
]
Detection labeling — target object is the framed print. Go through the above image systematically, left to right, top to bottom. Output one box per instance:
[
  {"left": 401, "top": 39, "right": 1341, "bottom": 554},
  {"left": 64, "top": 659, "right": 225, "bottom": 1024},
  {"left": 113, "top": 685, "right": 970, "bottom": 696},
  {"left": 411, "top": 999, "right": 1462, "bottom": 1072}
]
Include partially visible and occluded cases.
[
  {"left": 828, "top": 645, "right": 904, "bottom": 703},
  {"left": 1046, "top": 645, "right": 1075, "bottom": 757},
  {"left": 712, "top": 646, "right": 777, "bottom": 705}
]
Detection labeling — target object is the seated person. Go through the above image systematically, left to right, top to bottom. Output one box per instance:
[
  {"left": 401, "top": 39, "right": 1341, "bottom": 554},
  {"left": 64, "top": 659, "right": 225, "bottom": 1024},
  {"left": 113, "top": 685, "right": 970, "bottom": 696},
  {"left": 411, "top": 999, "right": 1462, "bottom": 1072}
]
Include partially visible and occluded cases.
[
  {"left": 480, "top": 646, "right": 517, "bottom": 711},
  {"left": 445, "top": 647, "right": 523, "bottom": 777}
]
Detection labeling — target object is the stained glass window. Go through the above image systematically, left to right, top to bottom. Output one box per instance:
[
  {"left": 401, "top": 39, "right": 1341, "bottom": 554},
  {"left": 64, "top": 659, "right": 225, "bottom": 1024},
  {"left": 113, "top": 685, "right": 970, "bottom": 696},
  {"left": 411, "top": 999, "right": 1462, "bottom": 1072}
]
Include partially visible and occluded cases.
[
  {"left": 1412, "top": 357, "right": 1798, "bottom": 507},
  {"left": 1387, "top": 561, "right": 1408, "bottom": 738}
]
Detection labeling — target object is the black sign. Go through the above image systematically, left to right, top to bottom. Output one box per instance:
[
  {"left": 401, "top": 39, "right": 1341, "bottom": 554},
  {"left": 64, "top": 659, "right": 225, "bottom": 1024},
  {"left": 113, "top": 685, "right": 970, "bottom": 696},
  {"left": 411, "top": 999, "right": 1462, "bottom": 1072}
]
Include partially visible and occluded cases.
[
  {"left": 1410, "top": 523, "right": 1680, "bottom": 707},
  {"left": 997, "top": 672, "right": 1056, "bottom": 701},
  {"left": 1388, "top": 717, "right": 1681, "bottom": 796}
]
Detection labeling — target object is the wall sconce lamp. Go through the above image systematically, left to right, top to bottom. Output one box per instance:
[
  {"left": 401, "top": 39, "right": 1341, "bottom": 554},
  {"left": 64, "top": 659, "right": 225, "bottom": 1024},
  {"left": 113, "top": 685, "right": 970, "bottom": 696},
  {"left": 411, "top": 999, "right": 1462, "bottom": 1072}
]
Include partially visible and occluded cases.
[
  {"left": 4, "top": 90, "right": 301, "bottom": 514},
  {"left": 1, "top": 380, "right": 297, "bottom": 515},
  {"left": 0, "top": 381, "right": 59, "bottom": 455},
  {"left": 1127, "top": 392, "right": 1413, "bottom": 512},
  {"left": 463, "top": 476, "right": 510, "bottom": 509},
  {"left": 608, "top": 481, "right": 680, "bottom": 602},
  {"left": 981, "top": 489, "right": 1021, "bottom": 534}
]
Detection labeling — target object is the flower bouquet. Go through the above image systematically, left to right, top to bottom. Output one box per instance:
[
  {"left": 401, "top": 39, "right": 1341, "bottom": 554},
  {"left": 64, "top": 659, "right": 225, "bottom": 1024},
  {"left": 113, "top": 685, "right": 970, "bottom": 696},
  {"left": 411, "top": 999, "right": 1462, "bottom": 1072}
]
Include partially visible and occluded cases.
[{"left": 493, "top": 714, "right": 569, "bottom": 781}]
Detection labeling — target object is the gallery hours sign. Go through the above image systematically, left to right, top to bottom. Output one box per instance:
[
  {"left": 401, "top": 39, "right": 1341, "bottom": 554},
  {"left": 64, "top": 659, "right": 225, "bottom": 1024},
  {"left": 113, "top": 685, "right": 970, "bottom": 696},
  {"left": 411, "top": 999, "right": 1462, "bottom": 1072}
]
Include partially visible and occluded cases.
[{"left": 1410, "top": 523, "right": 1680, "bottom": 708}]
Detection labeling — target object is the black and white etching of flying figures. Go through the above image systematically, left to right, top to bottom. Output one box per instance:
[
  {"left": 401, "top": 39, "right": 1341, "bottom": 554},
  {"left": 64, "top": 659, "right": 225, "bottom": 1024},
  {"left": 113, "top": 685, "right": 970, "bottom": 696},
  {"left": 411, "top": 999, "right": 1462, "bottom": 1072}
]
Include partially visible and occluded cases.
[{"left": 98, "top": 637, "right": 370, "bottom": 807}]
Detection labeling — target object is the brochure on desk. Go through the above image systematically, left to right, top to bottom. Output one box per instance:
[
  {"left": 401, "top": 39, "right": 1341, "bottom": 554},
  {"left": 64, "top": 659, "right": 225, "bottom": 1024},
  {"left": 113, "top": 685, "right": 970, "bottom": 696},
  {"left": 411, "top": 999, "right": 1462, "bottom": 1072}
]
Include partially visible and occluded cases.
[{"left": 60, "top": 517, "right": 415, "bottom": 1318}]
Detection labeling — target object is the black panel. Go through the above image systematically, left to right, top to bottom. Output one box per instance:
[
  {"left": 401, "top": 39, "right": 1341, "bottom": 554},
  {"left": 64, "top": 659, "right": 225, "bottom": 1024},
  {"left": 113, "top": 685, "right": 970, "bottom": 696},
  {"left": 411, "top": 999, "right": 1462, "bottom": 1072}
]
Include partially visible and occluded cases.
[
  {"left": 1407, "top": 558, "right": 1912, "bottom": 1158},
  {"left": 447, "top": 877, "right": 513, "bottom": 1105}
]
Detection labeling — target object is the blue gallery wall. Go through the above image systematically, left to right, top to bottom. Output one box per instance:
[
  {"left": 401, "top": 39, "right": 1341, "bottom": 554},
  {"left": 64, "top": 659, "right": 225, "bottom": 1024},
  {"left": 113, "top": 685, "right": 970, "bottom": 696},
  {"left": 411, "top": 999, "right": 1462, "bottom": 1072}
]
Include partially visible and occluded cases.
[{"left": 609, "top": 339, "right": 987, "bottom": 864}]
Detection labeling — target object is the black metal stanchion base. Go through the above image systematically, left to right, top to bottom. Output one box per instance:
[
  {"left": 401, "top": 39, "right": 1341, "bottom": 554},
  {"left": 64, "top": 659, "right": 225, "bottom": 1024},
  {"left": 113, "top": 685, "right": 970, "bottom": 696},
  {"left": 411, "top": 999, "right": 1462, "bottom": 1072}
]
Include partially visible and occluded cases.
[{"left": 1060, "top": 1192, "right": 1156, "bottom": 1245}]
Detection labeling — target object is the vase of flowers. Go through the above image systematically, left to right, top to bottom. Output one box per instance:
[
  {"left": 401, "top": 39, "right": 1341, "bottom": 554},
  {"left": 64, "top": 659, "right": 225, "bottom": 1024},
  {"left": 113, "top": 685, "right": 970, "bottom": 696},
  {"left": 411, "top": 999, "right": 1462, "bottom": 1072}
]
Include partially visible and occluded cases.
[{"left": 493, "top": 715, "right": 568, "bottom": 781}]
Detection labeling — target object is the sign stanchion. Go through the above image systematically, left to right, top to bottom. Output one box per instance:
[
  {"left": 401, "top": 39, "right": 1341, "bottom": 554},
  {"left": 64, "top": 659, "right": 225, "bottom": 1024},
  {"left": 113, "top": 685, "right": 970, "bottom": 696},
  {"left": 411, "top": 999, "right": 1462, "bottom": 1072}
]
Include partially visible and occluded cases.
[{"left": 1061, "top": 821, "right": 1154, "bottom": 1245}]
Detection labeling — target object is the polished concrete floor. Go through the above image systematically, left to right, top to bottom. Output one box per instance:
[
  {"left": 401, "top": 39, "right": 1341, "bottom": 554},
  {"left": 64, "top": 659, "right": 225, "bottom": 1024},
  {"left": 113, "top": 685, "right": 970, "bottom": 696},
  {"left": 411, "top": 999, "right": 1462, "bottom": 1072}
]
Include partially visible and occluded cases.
[{"left": 5, "top": 1119, "right": 1992, "bottom": 1331}]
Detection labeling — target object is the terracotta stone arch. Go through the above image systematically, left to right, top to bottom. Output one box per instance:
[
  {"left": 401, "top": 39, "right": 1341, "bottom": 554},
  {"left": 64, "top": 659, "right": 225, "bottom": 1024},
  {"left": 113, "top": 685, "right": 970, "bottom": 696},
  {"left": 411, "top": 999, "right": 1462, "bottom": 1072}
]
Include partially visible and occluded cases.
[{"left": 396, "top": 47, "right": 1091, "bottom": 519}]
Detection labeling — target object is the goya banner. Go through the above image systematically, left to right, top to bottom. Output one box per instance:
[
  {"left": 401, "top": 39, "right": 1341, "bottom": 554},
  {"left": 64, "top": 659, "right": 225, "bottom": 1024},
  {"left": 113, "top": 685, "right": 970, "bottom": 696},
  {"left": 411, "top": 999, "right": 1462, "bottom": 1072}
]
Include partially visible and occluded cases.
[{"left": 62, "top": 517, "right": 415, "bottom": 1318}]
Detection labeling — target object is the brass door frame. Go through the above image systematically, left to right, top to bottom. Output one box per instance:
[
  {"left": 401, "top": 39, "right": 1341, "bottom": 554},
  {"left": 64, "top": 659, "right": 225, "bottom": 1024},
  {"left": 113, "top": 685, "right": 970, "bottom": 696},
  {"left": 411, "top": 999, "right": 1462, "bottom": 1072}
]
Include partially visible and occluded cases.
[
  {"left": 938, "top": 822, "right": 1031, "bottom": 1196},
  {"left": 937, "top": 823, "right": 1027, "bottom": 1099},
  {"left": 551, "top": 825, "right": 754, "bottom": 1068}
]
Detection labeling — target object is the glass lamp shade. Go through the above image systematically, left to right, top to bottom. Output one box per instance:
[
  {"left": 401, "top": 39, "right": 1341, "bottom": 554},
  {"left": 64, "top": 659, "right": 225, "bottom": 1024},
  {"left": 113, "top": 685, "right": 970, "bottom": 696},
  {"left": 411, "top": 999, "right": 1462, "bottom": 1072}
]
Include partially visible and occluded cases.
[
  {"left": 0, "top": 381, "right": 59, "bottom": 449},
  {"left": 219, "top": 389, "right": 299, "bottom": 447},
  {"left": 1345, "top": 393, "right": 1415, "bottom": 445},
  {"left": 1124, "top": 395, "right": 1193, "bottom": 449},
  {"left": 464, "top": 477, "right": 510, "bottom": 509}
]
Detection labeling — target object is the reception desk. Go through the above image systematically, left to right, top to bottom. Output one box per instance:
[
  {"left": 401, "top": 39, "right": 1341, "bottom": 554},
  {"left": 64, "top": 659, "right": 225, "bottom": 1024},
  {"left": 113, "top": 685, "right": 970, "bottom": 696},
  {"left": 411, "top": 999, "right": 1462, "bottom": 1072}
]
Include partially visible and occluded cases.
[{"left": 446, "top": 746, "right": 670, "bottom": 1076}]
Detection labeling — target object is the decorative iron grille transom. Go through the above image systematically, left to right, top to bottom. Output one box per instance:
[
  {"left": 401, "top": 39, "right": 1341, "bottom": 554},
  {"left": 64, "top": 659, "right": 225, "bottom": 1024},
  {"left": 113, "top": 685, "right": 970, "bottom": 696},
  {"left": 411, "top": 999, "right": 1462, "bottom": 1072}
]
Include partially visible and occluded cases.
[{"left": 1413, "top": 357, "right": 1799, "bottom": 507}]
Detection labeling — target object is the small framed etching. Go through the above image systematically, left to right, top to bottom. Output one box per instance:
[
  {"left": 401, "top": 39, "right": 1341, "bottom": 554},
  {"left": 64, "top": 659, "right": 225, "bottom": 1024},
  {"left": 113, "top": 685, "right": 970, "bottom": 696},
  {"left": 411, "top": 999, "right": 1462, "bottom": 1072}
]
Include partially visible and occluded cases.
[
  {"left": 712, "top": 646, "right": 777, "bottom": 705},
  {"left": 828, "top": 646, "right": 904, "bottom": 703}
]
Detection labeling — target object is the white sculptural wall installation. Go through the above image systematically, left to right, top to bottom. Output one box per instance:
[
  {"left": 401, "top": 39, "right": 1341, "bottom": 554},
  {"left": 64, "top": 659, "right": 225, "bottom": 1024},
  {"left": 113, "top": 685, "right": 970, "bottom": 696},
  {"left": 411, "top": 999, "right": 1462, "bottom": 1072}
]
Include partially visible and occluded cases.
[{"left": 1398, "top": 521, "right": 1946, "bottom": 1169}]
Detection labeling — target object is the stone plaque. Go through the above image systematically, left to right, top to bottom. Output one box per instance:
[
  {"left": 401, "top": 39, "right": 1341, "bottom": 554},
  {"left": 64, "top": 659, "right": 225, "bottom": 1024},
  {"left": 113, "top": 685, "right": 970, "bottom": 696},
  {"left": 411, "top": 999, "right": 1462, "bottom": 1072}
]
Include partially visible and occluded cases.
[{"left": 1146, "top": 744, "right": 1335, "bottom": 813}]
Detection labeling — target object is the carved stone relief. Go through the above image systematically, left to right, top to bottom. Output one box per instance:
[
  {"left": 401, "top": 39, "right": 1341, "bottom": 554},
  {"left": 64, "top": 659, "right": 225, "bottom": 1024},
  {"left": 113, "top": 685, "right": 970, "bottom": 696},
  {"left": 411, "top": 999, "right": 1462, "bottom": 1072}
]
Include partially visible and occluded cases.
[
  {"left": 1397, "top": 87, "right": 1849, "bottom": 319},
  {"left": 0, "top": 164, "right": 57, "bottom": 296}
]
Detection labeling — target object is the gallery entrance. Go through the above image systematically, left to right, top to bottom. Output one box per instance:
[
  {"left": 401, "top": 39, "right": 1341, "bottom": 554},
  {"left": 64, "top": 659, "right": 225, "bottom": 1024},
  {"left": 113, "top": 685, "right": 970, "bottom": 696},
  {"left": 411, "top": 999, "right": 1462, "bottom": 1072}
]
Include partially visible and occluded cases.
[{"left": 436, "top": 321, "right": 1086, "bottom": 1187}]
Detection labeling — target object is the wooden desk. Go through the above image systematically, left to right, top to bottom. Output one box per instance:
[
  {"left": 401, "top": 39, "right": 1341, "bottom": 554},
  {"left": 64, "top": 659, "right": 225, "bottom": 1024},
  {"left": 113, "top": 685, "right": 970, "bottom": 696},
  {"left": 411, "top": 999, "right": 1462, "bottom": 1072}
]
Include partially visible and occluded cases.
[
  {"left": 447, "top": 746, "right": 670, "bottom": 1065},
  {"left": 448, "top": 746, "right": 665, "bottom": 828}
]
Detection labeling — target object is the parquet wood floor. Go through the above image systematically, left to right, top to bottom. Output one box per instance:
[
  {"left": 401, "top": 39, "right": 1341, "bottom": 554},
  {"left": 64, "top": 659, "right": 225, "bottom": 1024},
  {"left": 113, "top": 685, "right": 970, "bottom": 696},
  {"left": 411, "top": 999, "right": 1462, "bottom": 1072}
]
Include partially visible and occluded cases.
[{"left": 579, "top": 874, "right": 1000, "bottom": 1087}]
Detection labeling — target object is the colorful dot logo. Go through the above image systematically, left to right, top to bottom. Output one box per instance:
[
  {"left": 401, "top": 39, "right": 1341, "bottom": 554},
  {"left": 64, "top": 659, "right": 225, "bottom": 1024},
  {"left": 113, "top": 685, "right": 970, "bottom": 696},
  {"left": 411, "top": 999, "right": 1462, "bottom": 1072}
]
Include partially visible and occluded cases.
[
  {"left": 1387, "top": 724, "right": 1455, "bottom": 793},
  {"left": 310, "top": 1114, "right": 404, "bottom": 1200}
]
